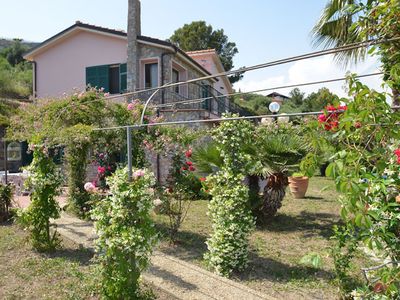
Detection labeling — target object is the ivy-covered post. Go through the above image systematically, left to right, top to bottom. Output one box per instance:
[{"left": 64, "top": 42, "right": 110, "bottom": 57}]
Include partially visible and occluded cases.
[
  {"left": 204, "top": 115, "right": 255, "bottom": 277},
  {"left": 21, "top": 140, "right": 62, "bottom": 251},
  {"left": 92, "top": 167, "right": 157, "bottom": 299}
]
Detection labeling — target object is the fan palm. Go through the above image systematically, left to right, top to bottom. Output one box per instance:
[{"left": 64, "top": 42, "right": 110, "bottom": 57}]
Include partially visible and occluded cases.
[
  {"left": 192, "top": 124, "right": 310, "bottom": 222},
  {"left": 252, "top": 126, "right": 310, "bottom": 221}
]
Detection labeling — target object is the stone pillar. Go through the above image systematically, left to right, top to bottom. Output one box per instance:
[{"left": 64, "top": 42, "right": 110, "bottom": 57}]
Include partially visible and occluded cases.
[{"left": 127, "top": 0, "right": 141, "bottom": 93}]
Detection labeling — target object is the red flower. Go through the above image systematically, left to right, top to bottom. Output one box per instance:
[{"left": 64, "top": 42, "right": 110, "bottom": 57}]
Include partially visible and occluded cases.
[
  {"left": 326, "top": 105, "right": 336, "bottom": 111},
  {"left": 338, "top": 105, "right": 347, "bottom": 111},
  {"left": 318, "top": 114, "right": 327, "bottom": 123},
  {"left": 354, "top": 121, "right": 362, "bottom": 129},
  {"left": 324, "top": 124, "right": 332, "bottom": 131},
  {"left": 185, "top": 149, "right": 192, "bottom": 158},
  {"left": 394, "top": 149, "right": 400, "bottom": 157},
  {"left": 397, "top": 156, "right": 400, "bottom": 164},
  {"left": 186, "top": 161, "right": 193, "bottom": 166},
  {"left": 97, "top": 166, "right": 106, "bottom": 174},
  {"left": 181, "top": 166, "right": 188, "bottom": 171},
  {"left": 189, "top": 166, "right": 195, "bottom": 172},
  {"left": 199, "top": 177, "right": 206, "bottom": 182},
  {"left": 373, "top": 282, "right": 387, "bottom": 293}
]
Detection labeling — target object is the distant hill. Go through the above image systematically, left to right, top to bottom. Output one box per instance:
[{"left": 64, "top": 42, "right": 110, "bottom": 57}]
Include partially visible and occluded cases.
[{"left": 0, "top": 38, "right": 39, "bottom": 51}]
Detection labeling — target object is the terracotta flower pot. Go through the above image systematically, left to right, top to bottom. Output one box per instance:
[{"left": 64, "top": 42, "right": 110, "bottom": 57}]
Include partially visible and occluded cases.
[{"left": 288, "top": 176, "right": 309, "bottom": 199}]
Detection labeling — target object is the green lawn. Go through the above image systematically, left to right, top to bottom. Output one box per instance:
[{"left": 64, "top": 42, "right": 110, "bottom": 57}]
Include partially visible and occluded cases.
[
  {"left": 154, "top": 176, "right": 373, "bottom": 300},
  {"left": 0, "top": 225, "right": 172, "bottom": 300},
  {"left": 0, "top": 225, "right": 96, "bottom": 300}
]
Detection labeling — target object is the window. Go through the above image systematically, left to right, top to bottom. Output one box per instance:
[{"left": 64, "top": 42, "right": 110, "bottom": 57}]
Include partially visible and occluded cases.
[
  {"left": 86, "top": 63, "right": 127, "bottom": 94},
  {"left": 144, "top": 63, "right": 158, "bottom": 89},
  {"left": 172, "top": 69, "right": 180, "bottom": 94}
]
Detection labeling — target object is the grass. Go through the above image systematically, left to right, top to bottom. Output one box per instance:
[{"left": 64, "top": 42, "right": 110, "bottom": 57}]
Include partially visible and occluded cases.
[
  {"left": 154, "top": 176, "right": 374, "bottom": 300},
  {"left": 0, "top": 224, "right": 175, "bottom": 300},
  {"left": 0, "top": 224, "right": 96, "bottom": 300}
]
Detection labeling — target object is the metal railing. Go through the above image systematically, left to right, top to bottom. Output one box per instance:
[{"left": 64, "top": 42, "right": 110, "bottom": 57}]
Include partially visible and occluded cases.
[{"left": 130, "top": 83, "right": 251, "bottom": 117}]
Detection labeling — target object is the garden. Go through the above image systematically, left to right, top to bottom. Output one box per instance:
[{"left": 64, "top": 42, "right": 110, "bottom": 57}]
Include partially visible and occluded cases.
[{"left": 1, "top": 1, "right": 400, "bottom": 299}]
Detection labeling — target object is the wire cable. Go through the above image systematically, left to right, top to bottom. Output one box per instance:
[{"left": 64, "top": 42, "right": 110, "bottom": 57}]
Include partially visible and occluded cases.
[
  {"left": 106, "top": 36, "right": 400, "bottom": 100},
  {"left": 149, "top": 72, "right": 383, "bottom": 109}
]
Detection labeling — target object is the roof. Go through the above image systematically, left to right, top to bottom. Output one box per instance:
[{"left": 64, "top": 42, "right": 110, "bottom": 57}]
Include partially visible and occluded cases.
[
  {"left": 24, "top": 21, "right": 213, "bottom": 78},
  {"left": 185, "top": 49, "right": 216, "bottom": 55},
  {"left": 267, "top": 92, "right": 290, "bottom": 99}
]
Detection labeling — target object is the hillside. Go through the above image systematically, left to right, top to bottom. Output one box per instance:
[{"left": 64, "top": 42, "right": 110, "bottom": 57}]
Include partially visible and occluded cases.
[{"left": 0, "top": 38, "right": 38, "bottom": 51}]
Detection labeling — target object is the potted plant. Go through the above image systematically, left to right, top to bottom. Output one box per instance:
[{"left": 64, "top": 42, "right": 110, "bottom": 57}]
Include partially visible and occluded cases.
[{"left": 289, "top": 153, "right": 317, "bottom": 199}]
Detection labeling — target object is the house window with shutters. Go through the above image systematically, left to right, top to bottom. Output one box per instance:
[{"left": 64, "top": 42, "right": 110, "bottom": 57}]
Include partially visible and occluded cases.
[{"left": 86, "top": 63, "right": 127, "bottom": 94}]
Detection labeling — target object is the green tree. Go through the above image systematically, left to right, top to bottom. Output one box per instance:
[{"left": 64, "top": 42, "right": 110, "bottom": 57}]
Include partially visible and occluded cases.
[
  {"left": 312, "top": 0, "right": 400, "bottom": 104},
  {"left": 170, "top": 21, "right": 240, "bottom": 83},
  {"left": 1, "top": 39, "right": 29, "bottom": 67},
  {"left": 302, "top": 87, "right": 339, "bottom": 112},
  {"left": 289, "top": 88, "right": 305, "bottom": 106}
]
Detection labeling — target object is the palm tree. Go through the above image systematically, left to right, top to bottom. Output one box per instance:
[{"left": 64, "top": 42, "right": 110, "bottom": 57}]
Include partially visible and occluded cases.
[
  {"left": 312, "top": 0, "right": 400, "bottom": 104},
  {"left": 192, "top": 124, "right": 310, "bottom": 222},
  {"left": 252, "top": 126, "right": 310, "bottom": 221}
]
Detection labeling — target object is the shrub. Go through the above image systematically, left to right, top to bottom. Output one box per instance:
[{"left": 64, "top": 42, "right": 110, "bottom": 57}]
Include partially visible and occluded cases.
[
  {"left": 204, "top": 116, "right": 255, "bottom": 277},
  {"left": 20, "top": 142, "right": 62, "bottom": 251},
  {"left": 92, "top": 168, "right": 157, "bottom": 299},
  {"left": 0, "top": 183, "right": 14, "bottom": 222}
]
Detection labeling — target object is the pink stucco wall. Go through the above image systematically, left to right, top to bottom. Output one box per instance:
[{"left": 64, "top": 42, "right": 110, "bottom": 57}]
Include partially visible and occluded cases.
[
  {"left": 34, "top": 30, "right": 127, "bottom": 98},
  {"left": 188, "top": 53, "right": 232, "bottom": 94}
]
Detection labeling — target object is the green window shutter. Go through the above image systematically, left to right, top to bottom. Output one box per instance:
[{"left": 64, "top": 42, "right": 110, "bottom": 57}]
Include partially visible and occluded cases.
[
  {"left": 119, "top": 63, "right": 127, "bottom": 93},
  {"left": 85, "top": 65, "right": 110, "bottom": 92}
]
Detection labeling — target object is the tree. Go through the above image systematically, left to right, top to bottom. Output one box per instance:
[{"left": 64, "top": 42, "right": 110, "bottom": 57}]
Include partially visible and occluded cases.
[
  {"left": 312, "top": 0, "right": 400, "bottom": 104},
  {"left": 170, "top": 21, "right": 241, "bottom": 83},
  {"left": 1, "top": 39, "right": 29, "bottom": 67},
  {"left": 302, "top": 87, "right": 339, "bottom": 112},
  {"left": 289, "top": 88, "right": 305, "bottom": 106}
]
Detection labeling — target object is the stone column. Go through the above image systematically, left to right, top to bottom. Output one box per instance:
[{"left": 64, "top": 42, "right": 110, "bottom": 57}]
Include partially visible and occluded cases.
[{"left": 127, "top": 0, "right": 141, "bottom": 93}]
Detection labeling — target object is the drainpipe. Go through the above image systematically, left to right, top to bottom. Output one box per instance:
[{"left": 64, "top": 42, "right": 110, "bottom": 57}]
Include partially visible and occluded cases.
[{"left": 32, "top": 61, "right": 37, "bottom": 98}]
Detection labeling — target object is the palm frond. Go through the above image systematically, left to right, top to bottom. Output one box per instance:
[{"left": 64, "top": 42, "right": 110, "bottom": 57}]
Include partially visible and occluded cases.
[
  {"left": 311, "top": 0, "right": 366, "bottom": 67},
  {"left": 192, "top": 142, "right": 223, "bottom": 175}
]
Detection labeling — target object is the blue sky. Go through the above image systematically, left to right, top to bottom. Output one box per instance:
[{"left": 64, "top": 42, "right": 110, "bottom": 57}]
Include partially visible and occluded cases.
[{"left": 0, "top": 0, "right": 382, "bottom": 97}]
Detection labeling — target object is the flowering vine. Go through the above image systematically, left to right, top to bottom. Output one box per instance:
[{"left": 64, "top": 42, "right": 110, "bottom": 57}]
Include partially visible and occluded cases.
[
  {"left": 204, "top": 115, "right": 255, "bottom": 277},
  {"left": 92, "top": 167, "right": 157, "bottom": 299}
]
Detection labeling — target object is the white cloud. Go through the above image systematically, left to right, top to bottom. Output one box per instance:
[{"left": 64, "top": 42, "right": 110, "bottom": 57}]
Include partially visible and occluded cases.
[{"left": 234, "top": 55, "right": 384, "bottom": 98}]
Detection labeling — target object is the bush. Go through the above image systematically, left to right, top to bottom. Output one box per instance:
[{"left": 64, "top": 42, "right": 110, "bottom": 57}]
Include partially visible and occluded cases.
[
  {"left": 204, "top": 116, "right": 255, "bottom": 277},
  {"left": 20, "top": 142, "right": 62, "bottom": 251},
  {"left": 92, "top": 168, "right": 157, "bottom": 299},
  {"left": 0, "top": 183, "right": 14, "bottom": 222}
]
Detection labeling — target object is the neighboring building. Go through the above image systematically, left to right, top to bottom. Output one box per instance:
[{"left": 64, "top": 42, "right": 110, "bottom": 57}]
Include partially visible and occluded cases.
[{"left": 267, "top": 92, "right": 290, "bottom": 105}]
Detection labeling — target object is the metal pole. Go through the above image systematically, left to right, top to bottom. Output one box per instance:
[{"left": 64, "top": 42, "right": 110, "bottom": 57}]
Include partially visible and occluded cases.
[
  {"left": 127, "top": 127, "right": 132, "bottom": 181},
  {"left": 3, "top": 139, "right": 7, "bottom": 184}
]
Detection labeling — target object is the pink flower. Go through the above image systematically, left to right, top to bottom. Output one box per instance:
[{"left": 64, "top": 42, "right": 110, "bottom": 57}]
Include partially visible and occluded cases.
[
  {"left": 127, "top": 103, "right": 135, "bottom": 111},
  {"left": 318, "top": 114, "right": 327, "bottom": 123},
  {"left": 186, "top": 161, "right": 193, "bottom": 166},
  {"left": 97, "top": 166, "right": 106, "bottom": 174},
  {"left": 189, "top": 166, "right": 195, "bottom": 172},
  {"left": 133, "top": 169, "right": 145, "bottom": 180},
  {"left": 84, "top": 182, "right": 96, "bottom": 192}
]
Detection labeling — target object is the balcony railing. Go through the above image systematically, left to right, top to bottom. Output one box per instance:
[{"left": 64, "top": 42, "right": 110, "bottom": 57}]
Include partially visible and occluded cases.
[{"left": 131, "top": 83, "right": 252, "bottom": 117}]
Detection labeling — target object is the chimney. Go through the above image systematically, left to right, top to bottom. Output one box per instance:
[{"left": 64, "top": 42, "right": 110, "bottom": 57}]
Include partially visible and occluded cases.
[{"left": 127, "top": 0, "right": 141, "bottom": 92}]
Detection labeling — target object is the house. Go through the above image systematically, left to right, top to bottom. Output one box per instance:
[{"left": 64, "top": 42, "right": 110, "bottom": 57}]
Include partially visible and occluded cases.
[
  {"left": 22, "top": 0, "right": 250, "bottom": 182},
  {"left": 23, "top": 0, "right": 245, "bottom": 119},
  {"left": 267, "top": 92, "right": 290, "bottom": 105}
]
